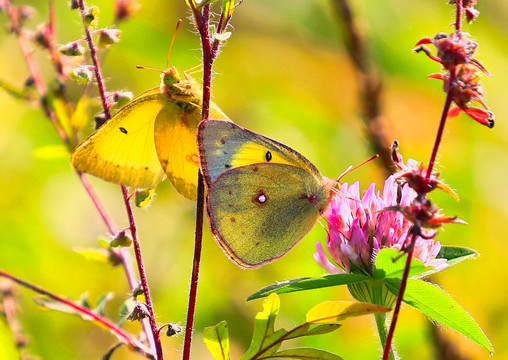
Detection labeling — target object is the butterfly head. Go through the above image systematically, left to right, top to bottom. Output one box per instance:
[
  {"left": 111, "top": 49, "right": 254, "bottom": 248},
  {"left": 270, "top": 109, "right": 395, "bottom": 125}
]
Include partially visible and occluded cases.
[{"left": 161, "top": 66, "right": 181, "bottom": 90}]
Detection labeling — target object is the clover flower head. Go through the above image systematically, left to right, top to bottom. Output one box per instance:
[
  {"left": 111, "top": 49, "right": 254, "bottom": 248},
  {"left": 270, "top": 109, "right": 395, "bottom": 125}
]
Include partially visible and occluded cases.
[{"left": 314, "top": 167, "right": 448, "bottom": 275}]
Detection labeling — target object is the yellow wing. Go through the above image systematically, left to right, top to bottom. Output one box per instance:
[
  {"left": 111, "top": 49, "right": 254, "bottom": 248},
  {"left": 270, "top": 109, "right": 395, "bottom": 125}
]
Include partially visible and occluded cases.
[
  {"left": 71, "top": 88, "right": 167, "bottom": 189},
  {"left": 154, "top": 100, "right": 230, "bottom": 200},
  {"left": 198, "top": 120, "right": 321, "bottom": 187}
]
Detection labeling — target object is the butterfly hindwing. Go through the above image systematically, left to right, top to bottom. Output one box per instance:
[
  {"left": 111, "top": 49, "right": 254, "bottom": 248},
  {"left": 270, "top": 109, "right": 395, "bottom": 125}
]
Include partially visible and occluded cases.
[{"left": 207, "top": 163, "right": 329, "bottom": 268}]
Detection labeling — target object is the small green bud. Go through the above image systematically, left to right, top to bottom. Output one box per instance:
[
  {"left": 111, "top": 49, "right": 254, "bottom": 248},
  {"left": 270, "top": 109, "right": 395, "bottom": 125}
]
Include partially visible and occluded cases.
[
  {"left": 84, "top": 6, "right": 99, "bottom": 29},
  {"left": 98, "top": 28, "right": 121, "bottom": 47},
  {"left": 58, "top": 42, "right": 85, "bottom": 56},
  {"left": 70, "top": 65, "right": 94, "bottom": 83},
  {"left": 135, "top": 188, "right": 155, "bottom": 208},
  {"left": 109, "top": 230, "right": 132, "bottom": 248},
  {"left": 166, "top": 323, "right": 182, "bottom": 337}
]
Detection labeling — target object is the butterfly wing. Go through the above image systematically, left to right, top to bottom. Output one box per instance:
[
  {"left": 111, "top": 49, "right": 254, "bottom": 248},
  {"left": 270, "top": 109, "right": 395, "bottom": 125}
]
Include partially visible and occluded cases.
[
  {"left": 70, "top": 88, "right": 167, "bottom": 189},
  {"left": 155, "top": 101, "right": 231, "bottom": 200},
  {"left": 198, "top": 120, "right": 322, "bottom": 186},
  {"left": 207, "top": 163, "right": 331, "bottom": 268}
]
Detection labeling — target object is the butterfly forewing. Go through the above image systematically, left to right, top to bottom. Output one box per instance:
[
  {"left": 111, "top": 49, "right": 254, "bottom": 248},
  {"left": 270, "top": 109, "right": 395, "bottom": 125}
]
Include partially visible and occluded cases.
[
  {"left": 71, "top": 90, "right": 168, "bottom": 189},
  {"left": 199, "top": 120, "right": 322, "bottom": 186},
  {"left": 207, "top": 163, "right": 330, "bottom": 268}
]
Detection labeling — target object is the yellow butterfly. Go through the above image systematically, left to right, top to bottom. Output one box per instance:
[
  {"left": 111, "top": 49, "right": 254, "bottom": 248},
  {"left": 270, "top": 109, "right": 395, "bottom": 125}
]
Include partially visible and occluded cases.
[
  {"left": 70, "top": 64, "right": 230, "bottom": 200},
  {"left": 198, "top": 120, "right": 337, "bottom": 268}
]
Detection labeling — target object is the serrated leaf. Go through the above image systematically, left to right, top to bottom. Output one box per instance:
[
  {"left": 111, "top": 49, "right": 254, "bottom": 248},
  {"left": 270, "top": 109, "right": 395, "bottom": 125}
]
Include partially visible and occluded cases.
[
  {"left": 32, "top": 144, "right": 69, "bottom": 160},
  {"left": 437, "top": 245, "right": 478, "bottom": 266},
  {"left": 373, "top": 248, "right": 430, "bottom": 280},
  {"left": 248, "top": 274, "right": 369, "bottom": 301},
  {"left": 385, "top": 278, "right": 493, "bottom": 353},
  {"left": 241, "top": 294, "right": 286, "bottom": 360},
  {"left": 306, "top": 301, "right": 390, "bottom": 324},
  {"left": 204, "top": 321, "right": 231, "bottom": 360},
  {"left": 284, "top": 324, "right": 341, "bottom": 340},
  {"left": 264, "top": 348, "right": 344, "bottom": 360}
]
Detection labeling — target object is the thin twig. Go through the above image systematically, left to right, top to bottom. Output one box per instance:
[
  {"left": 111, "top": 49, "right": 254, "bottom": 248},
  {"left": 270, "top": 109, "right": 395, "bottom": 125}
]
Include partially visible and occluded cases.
[
  {"left": 76, "top": 0, "right": 161, "bottom": 356},
  {"left": 183, "top": 4, "right": 235, "bottom": 358},
  {"left": 382, "top": 234, "right": 416, "bottom": 360},
  {"left": 0, "top": 269, "right": 153, "bottom": 358}
]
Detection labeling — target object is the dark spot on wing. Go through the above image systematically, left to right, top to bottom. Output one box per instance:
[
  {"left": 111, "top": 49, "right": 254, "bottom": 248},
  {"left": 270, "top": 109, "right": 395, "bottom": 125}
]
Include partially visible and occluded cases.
[
  {"left": 119, "top": 127, "right": 128, "bottom": 134},
  {"left": 220, "top": 139, "right": 225, "bottom": 144},
  {"left": 265, "top": 151, "right": 272, "bottom": 162},
  {"left": 225, "top": 164, "right": 231, "bottom": 168},
  {"left": 252, "top": 165, "right": 259, "bottom": 172},
  {"left": 144, "top": 167, "right": 149, "bottom": 170},
  {"left": 252, "top": 189, "right": 268, "bottom": 207},
  {"left": 299, "top": 193, "right": 317, "bottom": 206},
  {"left": 230, "top": 217, "right": 236, "bottom": 222},
  {"left": 255, "top": 241, "right": 260, "bottom": 246}
]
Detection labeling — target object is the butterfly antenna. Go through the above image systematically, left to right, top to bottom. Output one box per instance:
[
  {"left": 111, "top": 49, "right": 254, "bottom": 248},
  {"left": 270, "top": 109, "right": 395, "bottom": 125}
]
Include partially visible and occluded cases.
[
  {"left": 167, "top": 19, "right": 183, "bottom": 68},
  {"left": 135, "top": 64, "right": 164, "bottom": 73},
  {"left": 337, "top": 154, "right": 379, "bottom": 183}
]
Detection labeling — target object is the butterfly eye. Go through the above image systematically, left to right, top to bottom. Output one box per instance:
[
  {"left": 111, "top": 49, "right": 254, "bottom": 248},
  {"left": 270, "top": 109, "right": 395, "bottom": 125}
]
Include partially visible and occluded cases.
[{"left": 265, "top": 151, "right": 272, "bottom": 162}]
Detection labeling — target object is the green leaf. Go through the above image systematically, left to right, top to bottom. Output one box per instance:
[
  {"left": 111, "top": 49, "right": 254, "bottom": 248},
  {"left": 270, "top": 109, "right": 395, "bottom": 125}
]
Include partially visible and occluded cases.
[
  {"left": 222, "top": 0, "right": 234, "bottom": 19},
  {"left": 135, "top": 189, "right": 155, "bottom": 208},
  {"left": 437, "top": 245, "right": 478, "bottom": 266},
  {"left": 373, "top": 248, "right": 429, "bottom": 280},
  {"left": 247, "top": 274, "right": 369, "bottom": 301},
  {"left": 385, "top": 279, "right": 493, "bottom": 353},
  {"left": 94, "top": 293, "right": 114, "bottom": 317},
  {"left": 241, "top": 294, "right": 286, "bottom": 360},
  {"left": 306, "top": 301, "right": 390, "bottom": 324},
  {"left": 204, "top": 321, "right": 230, "bottom": 360},
  {"left": 284, "top": 324, "right": 341, "bottom": 340},
  {"left": 264, "top": 348, "right": 344, "bottom": 360}
]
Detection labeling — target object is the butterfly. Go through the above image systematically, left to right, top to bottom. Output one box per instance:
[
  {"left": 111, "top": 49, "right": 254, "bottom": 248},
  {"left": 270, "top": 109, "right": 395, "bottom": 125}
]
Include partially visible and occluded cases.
[
  {"left": 70, "top": 64, "right": 230, "bottom": 200},
  {"left": 198, "top": 120, "right": 338, "bottom": 268}
]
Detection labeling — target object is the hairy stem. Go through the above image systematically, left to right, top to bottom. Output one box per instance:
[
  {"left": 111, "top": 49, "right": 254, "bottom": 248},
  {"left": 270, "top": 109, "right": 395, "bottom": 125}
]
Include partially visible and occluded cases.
[
  {"left": 76, "top": 0, "right": 161, "bottom": 356},
  {"left": 183, "top": 6, "right": 211, "bottom": 360}
]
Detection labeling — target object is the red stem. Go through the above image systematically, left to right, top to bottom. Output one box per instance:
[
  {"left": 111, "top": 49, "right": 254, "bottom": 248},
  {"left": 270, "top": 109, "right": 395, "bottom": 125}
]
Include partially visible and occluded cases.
[
  {"left": 76, "top": 0, "right": 162, "bottom": 356},
  {"left": 77, "top": 0, "right": 111, "bottom": 119},
  {"left": 455, "top": 0, "right": 463, "bottom": 35},
  {"left": 183, "top": 7, "right": 211, "bottom": 360},
  {"left": 425, "top": 75, "right": 455, "bottom": 179},
  {"left": 121, "top": 186, "right": 162, "bottom": 359},
  {"left": 382, "top": 236, "right": 416, "bottom": 360},
  {"left": 0, "top": 269, "right": 152, "bottom": 357}
]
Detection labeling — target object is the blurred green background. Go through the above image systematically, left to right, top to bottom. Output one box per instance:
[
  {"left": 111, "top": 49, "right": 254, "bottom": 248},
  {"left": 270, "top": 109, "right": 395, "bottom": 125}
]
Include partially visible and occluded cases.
[{"left": 1, "top": 0, "right": 507, "bottom": 359}]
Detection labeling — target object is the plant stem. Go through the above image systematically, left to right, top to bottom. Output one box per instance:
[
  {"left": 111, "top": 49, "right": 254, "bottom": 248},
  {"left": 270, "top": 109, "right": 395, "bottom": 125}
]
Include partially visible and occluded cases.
[
  {"left": 77, "top": 0, "right": 111, "bottom": 119},
  {"left": 427, "top": 0, "right": 463, "bottom": 179},
  {"left": 76, "top": 1, "right": 161, "bottom": 356},
  {"left": 183, "top": 5, "right": 211, "bottom": 360},
  {"left": 425, "top": 79, "right": 455, "bottom": 179},
  {"left": 121, "top": 186, "right": 162, "bottom": 358},
  {"left": 382, "top": 237, "right": 415, "bottom": 360},
  {"left": 0, "top": 269, "right": 153, "bottom": 358},
  {"left": 375, "top": 313, "right": 395, "bottom": 360}
]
